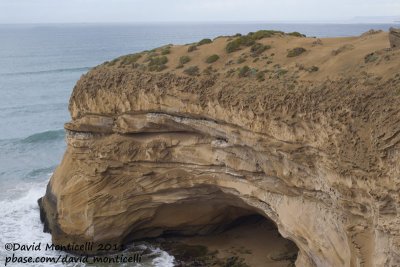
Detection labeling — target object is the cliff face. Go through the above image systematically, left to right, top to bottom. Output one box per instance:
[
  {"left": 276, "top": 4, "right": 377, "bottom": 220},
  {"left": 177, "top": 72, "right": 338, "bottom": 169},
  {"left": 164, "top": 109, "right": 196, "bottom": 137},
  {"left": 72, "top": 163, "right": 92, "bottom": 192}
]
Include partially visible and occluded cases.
[
  {"left": 390, "top": 28, "right": 400, "bottom": 49},
  {"left": 40, "top": 31, "right": 400, "bottom": 266}
]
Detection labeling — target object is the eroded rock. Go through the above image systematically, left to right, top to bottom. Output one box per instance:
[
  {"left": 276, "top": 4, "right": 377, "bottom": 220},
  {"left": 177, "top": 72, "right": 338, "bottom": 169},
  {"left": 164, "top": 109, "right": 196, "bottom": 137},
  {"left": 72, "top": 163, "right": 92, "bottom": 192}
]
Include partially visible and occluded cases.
[
  {"left": 390, "top": 27, "right": 400, "bottom": 49},
  {"left": 39, "top": 31, "right": 400, "bottom": 267}
]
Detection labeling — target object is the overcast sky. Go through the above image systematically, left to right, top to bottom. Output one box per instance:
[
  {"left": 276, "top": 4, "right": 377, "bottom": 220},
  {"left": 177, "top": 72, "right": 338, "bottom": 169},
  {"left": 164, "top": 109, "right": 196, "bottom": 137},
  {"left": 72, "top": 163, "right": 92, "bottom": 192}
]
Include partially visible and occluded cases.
[{"left": 0, "top": 0, "right": 399, "bottom": 24}]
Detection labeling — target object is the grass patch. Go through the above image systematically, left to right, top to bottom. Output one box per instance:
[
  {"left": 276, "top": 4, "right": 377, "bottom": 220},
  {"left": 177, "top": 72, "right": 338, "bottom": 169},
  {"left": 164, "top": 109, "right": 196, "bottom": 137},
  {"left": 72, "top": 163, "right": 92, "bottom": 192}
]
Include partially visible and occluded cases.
[
  {"left": 198, "top": 38, "right": 212, "bottom": 46},
  {"left": 250, "top": 43, "right": 271, "bottom": 57},
  {"left": 287, "top": 47, "right": 306, "bottom": 57},
  {"left": 205, "top": 54, "right": 220, "bottom": 64},
  {"left": 183, "top": 66, "right": 199, "bottom": 76}
]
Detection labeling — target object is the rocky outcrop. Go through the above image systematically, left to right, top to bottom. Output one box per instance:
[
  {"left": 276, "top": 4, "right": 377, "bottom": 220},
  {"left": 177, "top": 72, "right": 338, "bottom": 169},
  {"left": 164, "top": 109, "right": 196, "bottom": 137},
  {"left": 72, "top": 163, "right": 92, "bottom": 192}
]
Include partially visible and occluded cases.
[
  {"left": 390, "top": 28, "right": 400, "bottom": 49},
  {"left": 39, "top": 31, "right": 400, "bottom": 266}
]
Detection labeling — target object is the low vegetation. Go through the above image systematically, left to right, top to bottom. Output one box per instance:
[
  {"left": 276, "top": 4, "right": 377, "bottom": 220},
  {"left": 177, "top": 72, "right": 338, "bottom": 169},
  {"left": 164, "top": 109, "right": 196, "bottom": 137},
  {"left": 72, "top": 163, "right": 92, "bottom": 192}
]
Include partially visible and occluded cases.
[
  {"left": 226, "top": 30, "right": 284, "bottom": 53},
  {"left": 248, "top": 30, "right": 284, "bottom": 40},
  {"left": 288, "top": 32, "right": 306, "bottom": 37},
  {"left": 226, "top": 35, "right": 255, "bottom": 53},
  {"left": 198, "top": 38, "right": 212, "bottom": 46},
  {"left": 250, "top": 43, "right": 271, "bottom": 57},
  {"left": 331, "top": 44, "right": 354, "bottom": 56},
  {"left": 188, "top": 45, "right": 197, "bottom": 52},
  {"left": 161, "top": 47, "right": 171, "bottom": 55},
  {"left": 287, "top": 47, "right": 307, "bottom": 57},
  {"left": 109, "top": 53, "right": 142, "bottom": 66},
  {"left": 364, "top": 53, "right": 379, "bottom": 63},
  {"left": 205, "top": 54, "right": 220, "bottom": 64},
  {"left": 179, "top": 55, "right": 191, "bottom": 65},
  {"left": 148, "top": 56, "right": 168, "bottom": 72},
  {"left": 236, "top": 57, "right": 246, "bottom": 64},
  {"left": 297, "top": 63, "right": 319, "bottom": 72},
  {"left": 238, "top": 65, "right": 251, "bottom": 77},
  {"left": 183, "top": 66, "right": 199, "bottom": 76},
  {"left": 276, "top": 68, "right": 288, "bottom": 77},
  {"left": 256, "top": 70, "right": 266, "bottom": 81}
]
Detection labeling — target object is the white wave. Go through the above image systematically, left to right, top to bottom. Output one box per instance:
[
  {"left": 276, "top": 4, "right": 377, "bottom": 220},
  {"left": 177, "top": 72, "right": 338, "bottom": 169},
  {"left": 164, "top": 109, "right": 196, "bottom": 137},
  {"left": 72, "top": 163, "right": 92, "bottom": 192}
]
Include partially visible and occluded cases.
[
  {"left": 0, "top": 178, "right": 174, "bottom": 267},
  {"left": 151, "top": 248, "right": 175, "bottom": 267}
]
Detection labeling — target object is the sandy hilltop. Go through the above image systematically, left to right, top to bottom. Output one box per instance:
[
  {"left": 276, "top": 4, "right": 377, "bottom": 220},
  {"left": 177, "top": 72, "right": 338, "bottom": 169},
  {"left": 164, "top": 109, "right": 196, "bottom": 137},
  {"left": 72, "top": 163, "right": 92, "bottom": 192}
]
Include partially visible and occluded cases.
[{"left": 39, "top": 29, "right": 400, "bottom": 266}]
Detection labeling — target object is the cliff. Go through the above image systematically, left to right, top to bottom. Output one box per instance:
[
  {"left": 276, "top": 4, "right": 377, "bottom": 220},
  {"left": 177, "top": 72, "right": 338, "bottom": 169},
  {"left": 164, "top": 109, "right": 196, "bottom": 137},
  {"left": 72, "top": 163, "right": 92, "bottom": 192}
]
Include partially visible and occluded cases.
[{"left": 39, "top": 30, "right": 400, "bottom": 266}]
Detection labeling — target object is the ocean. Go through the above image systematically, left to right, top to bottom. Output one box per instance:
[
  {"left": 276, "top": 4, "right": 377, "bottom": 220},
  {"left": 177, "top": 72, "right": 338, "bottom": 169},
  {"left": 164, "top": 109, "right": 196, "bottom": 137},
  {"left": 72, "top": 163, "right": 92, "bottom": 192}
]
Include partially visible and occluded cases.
[{"left": 0, "top": 22, "right": 399, "bottom": 267}]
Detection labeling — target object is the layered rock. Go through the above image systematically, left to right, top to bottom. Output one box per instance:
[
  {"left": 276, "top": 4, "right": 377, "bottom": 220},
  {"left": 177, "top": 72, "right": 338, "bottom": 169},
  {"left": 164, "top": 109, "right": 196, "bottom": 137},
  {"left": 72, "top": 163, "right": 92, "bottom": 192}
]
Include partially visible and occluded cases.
[
  {"left": 390, "top": 28, "right": 400, "bottom": 49},
  {"left": 39, "top": 30, "right": 400, "bottom": 266}
]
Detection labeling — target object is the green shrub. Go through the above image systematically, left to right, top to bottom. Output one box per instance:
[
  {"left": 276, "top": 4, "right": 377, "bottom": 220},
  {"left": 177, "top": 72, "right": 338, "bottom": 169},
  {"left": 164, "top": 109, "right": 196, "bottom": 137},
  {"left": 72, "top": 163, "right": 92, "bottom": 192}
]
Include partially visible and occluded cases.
[
  {"left": 225, "top": 30, "right": 282, "bottom": 53},
  {"left": 249, "top": 30, "right": 283, "bottom": 40},
  {"left": 288, "top": 32, "right": 306, "bottom": 37},
  {"left": 226, "top": 36, "right": 255, "bottom": 53},
  {"left": 198, "top": 38, "right": 212, "bottom": 46},
  {"left": 250, "top": 43, "right": 271, "bottom": 57},
  {"left": 188, "top": 45, "right": 197, "bottom": 52},
  {"left": 161, "top": 47, "right": 171, "bottom": 55},
  {"left": 287, "top": 47, "right": 307, "bottom": 57},
  {"left": 119, "top": 53, "right": 142, "bottom": 65},
  {"left": 364, "top": 53, "right": 378, "bottom": 63},
  {"left": 205, "top": 54, "right": 220, "bottom": 64},
  {"left": 179, "top": 55, "right": 191, "bottom": 65},
  {"left": 148, "top": 56, "right": 168, "bottom": 72},
  {"left": 148, "top": 56, "right": 168, "bottom": 66},
  {"left": 236, "top": 57, "right": 246, "bottom": 64},
  {"left": 107, "top": 58, "right": 119, "bottom": 66},
  {"left": 148, "top": 64, "right": 167, "bottom": 72},
  {"left": 238, "top": 65, "right": 251, "bottom": 77},
  {"left": 183, "top": 66, "right": 199, "bottom": 76},
  {"left": 203, "top": 66, "right": 214, "bottom": 75},
  {"left": 276, "top": 69, "right": 288, "bottom": 76},
  {"left": 256, "top": 71, "right": 266, "bottom": 81}
]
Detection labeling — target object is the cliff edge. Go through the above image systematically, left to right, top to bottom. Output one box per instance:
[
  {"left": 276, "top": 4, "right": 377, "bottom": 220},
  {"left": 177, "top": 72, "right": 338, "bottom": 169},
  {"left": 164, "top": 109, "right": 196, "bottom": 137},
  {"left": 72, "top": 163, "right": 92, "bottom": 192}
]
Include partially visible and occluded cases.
[{"left": 39, "top": 30, "right": 400, "bottom": 266}]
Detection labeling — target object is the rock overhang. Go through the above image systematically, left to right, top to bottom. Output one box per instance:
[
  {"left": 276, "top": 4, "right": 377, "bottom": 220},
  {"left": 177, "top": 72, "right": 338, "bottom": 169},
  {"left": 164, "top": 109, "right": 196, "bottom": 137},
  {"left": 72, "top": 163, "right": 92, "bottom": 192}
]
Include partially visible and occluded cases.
[{"left": 39, "top": 30, "right": 400, "bottom": 266}]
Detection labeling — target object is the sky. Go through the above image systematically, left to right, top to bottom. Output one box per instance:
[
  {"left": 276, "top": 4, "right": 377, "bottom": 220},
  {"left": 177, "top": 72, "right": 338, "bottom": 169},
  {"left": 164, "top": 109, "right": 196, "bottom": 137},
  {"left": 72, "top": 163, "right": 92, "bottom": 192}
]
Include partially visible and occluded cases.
[{"left": 0, "top": 0, "right": 399, "bottom": 24}]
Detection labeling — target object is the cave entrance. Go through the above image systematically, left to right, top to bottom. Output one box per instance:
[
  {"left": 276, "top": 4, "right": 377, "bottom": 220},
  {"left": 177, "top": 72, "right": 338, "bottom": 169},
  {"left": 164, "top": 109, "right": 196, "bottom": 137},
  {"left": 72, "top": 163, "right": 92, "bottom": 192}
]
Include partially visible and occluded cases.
[{"left": 126, "top": 186, "right": 299, "bottom": 266}]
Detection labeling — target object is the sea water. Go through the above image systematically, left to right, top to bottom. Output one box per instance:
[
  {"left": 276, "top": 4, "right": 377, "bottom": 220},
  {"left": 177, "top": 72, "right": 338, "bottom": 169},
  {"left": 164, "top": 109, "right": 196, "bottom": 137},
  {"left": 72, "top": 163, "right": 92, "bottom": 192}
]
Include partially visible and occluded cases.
[{"left": 0, "top": 22, "right": 399, "bottom": 266}]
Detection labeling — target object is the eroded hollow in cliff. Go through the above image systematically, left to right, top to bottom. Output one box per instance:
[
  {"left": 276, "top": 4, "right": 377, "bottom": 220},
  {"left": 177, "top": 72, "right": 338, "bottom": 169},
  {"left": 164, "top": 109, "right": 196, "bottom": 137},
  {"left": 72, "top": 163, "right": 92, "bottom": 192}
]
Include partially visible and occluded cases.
[{"left": 122, "top": 186, "right": 299, "bottom": 265}]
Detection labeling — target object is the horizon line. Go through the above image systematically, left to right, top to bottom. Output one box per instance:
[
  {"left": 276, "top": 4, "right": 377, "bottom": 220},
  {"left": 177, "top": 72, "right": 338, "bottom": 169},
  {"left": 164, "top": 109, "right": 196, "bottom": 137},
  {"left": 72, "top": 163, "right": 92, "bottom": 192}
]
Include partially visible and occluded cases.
[{"left": 1, "top": 20, "right": 400, "bottom": 26}]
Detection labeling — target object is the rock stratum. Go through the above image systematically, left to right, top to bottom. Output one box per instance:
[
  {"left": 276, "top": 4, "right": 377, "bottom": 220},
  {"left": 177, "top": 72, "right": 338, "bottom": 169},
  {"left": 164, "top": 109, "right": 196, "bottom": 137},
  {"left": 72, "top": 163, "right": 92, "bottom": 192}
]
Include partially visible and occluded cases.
[{"left": 39, "top": 30, "right": 400, "bottom": 267}]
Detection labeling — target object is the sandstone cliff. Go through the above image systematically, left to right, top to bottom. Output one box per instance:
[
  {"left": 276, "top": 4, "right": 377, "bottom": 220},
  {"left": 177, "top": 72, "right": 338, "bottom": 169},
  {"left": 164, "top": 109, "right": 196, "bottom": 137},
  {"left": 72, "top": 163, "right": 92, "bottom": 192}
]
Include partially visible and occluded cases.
[
  {"left": 390, "top": 28, "right": 400, "bottom": 49},
  {"left": 39, "top": 30, "right": 400, "bottom": 266}
]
